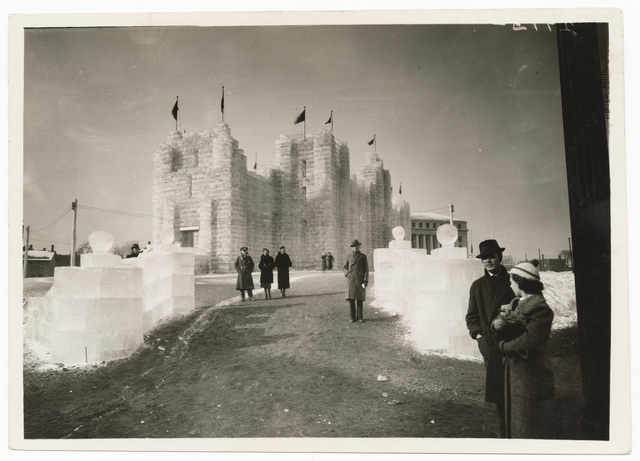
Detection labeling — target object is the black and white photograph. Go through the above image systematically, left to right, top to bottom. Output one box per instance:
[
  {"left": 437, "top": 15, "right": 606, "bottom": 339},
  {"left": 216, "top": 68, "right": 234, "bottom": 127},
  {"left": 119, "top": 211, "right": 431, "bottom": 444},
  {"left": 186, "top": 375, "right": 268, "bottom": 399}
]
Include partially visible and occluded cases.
[{"left": 5, "top": 2, "right": 634, "bottom": 458}]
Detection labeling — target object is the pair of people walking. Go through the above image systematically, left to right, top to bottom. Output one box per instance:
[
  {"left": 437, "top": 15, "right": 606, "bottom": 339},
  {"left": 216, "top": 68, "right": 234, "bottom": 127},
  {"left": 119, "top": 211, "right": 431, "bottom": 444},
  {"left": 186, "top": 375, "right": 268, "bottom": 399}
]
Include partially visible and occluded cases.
[
  {"left": 466, "top": 239, "right": 555, "bottom": 439},
  {"left": 235, "top": 246, "right": 292, "bottom": 301},
  {"left": 320, "top": 252, "right": 334, "bottom": 272}
]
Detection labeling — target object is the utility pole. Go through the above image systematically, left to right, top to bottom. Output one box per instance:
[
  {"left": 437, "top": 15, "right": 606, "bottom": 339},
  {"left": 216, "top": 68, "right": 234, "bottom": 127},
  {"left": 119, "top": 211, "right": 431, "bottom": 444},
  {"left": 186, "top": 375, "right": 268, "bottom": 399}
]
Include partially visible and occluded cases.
[
  {"left": 71, "top": 199, "right": 78, "bottom": 266},
  {"left": 449, "top": 202, "right": 454, "bottom": 225},
  {"left": 23, "top": 225, "right": 30, "bottom": 278},
  {"left": 538, "top": 248, "right": 541, "bottom": 263}
]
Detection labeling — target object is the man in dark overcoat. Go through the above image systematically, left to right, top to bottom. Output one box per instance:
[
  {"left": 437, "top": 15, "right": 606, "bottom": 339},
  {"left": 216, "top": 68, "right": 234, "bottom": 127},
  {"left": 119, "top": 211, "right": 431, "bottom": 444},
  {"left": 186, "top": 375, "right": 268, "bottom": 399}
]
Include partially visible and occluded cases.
[
  {"left": 343, "top": 239, "right": 369, "bottom": 323},
  {"left": 466, "top": 239, "right": 516, "bottom": 438},
  {"left": 234, "top": 246, "right": 255, "bottom": 301}
]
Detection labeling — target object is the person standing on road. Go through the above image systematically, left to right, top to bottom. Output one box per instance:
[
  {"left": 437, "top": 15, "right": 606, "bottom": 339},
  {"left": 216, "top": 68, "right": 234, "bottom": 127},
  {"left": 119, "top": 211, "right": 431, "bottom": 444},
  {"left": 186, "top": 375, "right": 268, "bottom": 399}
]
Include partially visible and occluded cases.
[
  {"left": 343, "top": 239, "right": 369, "bottom": 323},
  {"left": 465, "top": 239, "right": 516, "bottom": 438},
  {"left": 274, "top": 245, "right": 292, "bottom": 297},
  {"left": 235, "top": 246, "right": 255, "bottom": 301},
  {"left": 258, "top": 248, "right": 275, "bottom": 299},
  {"left": 326, "top": 252, "right": 334, "bottom": 271},
  {"left": 321, "top": 253, "right": 327, "bottom": 273},
  {"left": 492, "top": 260, "right": 555, "bottom": 439}
]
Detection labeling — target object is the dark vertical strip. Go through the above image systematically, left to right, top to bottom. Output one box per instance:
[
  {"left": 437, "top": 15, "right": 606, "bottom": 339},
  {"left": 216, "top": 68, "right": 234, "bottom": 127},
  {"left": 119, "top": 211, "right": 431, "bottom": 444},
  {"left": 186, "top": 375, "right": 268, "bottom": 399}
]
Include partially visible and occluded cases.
[{"left": 557, "top": 22, "right": 611, "bottom": 440}]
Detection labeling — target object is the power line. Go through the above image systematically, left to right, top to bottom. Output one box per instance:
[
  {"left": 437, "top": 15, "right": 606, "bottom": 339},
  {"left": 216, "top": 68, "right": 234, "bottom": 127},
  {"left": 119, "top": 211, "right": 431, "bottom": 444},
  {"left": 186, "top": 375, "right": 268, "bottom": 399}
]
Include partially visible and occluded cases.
[
  {"left": 31, "top": 205, "right": 72, "bottom": 232},
  {"left": 77, "top": 205, "right": 155, "bottom": 219},
  {"left": 30, "top": 229, "right": 72, "bottom": 244},
  {"left": 28, "top": 236, "right": 71, "bottom": 246}
]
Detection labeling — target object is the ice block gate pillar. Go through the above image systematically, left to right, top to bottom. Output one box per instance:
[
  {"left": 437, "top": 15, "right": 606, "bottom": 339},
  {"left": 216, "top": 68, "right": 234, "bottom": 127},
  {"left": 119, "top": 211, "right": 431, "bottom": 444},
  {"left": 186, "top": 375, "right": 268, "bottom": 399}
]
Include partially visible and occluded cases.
[
  {"left": 374, "top": 225, "right": 484, "bottom": 357},
  {"left": 374, "top": 226, "right": 423, "bottom": 315},
  {"left": 25, "top": 231, "right": 145, "bottom": 364}
]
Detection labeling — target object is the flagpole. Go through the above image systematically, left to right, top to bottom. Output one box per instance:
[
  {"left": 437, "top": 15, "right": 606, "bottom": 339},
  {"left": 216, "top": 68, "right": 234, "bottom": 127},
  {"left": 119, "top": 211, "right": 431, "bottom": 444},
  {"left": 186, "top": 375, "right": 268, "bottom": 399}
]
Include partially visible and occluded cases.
[
  {"left": 221, "top": 86, "right": 224, "bottom": 124},
  {"left": 175, "top": 96, "right": 178, "bottom": 131},
  {"left": 303, "top": 106, "right": 306, "bottom": 139},
  {"left": 331, "top": 110, "right": 333, "bottom": 132},
  {"left": 374, "top": 134, "right": 377, "bottom": 154}
]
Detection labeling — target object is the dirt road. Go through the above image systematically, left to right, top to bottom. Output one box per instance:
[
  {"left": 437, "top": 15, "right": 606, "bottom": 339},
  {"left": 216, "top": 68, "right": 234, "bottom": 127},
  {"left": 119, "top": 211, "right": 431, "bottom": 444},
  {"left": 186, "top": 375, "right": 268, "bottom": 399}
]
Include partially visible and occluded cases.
[{"left": 22, "top": 271, "right": 584, "bottom": 440}]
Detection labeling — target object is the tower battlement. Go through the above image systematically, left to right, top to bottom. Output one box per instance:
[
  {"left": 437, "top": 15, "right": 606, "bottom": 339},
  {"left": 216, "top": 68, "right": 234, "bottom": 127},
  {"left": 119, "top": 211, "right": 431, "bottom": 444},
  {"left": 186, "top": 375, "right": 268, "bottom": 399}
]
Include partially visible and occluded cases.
[{"left": 153, "top": 125, "right": 410, "bottom": 272}]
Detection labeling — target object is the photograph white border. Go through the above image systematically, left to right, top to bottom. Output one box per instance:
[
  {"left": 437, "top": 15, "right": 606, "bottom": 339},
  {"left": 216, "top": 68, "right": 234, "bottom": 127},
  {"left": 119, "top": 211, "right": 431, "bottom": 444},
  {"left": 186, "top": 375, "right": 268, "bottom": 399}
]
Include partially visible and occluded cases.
[{"left": 6, "top": 4, "right": 632, "bottom": 457}]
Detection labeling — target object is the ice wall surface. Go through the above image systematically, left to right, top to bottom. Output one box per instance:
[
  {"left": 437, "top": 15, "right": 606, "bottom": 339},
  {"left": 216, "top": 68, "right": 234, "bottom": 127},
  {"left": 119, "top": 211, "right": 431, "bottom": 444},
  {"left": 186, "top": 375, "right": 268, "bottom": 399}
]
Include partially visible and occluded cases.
[
  {"left": 374, "top": 230, "right": 484, "bottom": 357},
  {"left": 122, "top": 244, "right": 195, "bottom": 330},
  {"left": 31, "top": 265, "right": 145, "bottom": 364}
]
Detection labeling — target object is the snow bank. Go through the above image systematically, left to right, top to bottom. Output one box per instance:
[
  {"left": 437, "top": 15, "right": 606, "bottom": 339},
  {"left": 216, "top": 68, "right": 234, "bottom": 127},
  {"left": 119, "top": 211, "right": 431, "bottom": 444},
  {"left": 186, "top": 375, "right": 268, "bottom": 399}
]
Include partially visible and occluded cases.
[{"left": 540, "top": 271, "right": 577, "bottom": 329}]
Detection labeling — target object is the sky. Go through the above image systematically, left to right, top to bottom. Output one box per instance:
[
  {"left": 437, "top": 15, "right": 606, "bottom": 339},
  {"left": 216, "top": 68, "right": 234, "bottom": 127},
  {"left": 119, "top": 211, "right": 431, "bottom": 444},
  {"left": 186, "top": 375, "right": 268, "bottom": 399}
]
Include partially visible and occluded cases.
[{"left": 21, "top": 21, "right": 575, "bottom": 262}]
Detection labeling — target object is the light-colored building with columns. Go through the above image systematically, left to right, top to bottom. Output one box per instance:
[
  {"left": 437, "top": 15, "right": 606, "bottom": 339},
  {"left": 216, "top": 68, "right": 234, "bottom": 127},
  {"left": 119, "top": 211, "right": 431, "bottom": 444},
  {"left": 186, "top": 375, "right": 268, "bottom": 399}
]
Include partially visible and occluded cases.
[{"left": 410, "top": 212, "right": 470, "bottom": 256}]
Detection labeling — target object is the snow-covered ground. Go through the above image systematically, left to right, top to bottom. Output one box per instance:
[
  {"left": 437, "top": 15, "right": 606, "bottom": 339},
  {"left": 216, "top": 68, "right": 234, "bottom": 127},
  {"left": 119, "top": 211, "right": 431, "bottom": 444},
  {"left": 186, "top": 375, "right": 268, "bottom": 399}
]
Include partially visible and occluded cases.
[{"left": 540, "top": 271, "right": 577, "bottom": 329}]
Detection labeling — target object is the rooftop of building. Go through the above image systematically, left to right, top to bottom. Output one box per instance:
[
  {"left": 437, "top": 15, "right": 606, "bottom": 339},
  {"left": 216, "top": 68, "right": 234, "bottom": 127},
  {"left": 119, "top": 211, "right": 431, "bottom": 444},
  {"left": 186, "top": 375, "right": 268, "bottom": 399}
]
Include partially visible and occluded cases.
[
  {"left": 410, "top": 211, "right": 465, "bottom": 223},
  {"left": 24, "top": 250, "right": 56, "bottom": 260}
]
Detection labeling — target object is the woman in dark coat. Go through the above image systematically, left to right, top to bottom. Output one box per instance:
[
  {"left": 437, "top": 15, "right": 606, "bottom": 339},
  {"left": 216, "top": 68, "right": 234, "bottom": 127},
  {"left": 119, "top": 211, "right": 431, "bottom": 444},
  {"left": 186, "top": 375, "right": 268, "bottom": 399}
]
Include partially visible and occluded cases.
[
  {"left": 274, "top": 245, "right": 292, "bottom": 297},
  {"left": 234, "top": 246, "right": 255, "bottom": 301},
  {"left": 258, "top": 248, "right": 275, "bottom": 299},
  {"left": 321, "top": 253, "right": 327, "bottom": 272},
  {"left": 493, "top": 260, "right": 555, "bottom": 439}
]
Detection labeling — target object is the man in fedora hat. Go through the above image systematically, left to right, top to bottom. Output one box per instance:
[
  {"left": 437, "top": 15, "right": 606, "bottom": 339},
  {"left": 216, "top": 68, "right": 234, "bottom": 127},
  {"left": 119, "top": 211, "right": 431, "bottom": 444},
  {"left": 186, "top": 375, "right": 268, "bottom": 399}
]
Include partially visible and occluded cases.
[
  {"left": 343, "top": 239, "right": 369, "bottom": 323},
  {"left": 466, "top": 239, "right": 516, "bottom": 438},
  {"left": 125, "top": 243, "right": 141, "bottom": 258},
  {"left": 235, "top": 246, "right": 255, "bottom": 301}
]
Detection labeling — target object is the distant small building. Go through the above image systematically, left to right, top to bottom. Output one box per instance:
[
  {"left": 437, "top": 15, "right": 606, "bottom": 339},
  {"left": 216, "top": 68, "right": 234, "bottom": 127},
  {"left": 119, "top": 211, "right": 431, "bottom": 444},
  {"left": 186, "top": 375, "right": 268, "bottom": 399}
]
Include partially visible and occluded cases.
[
  {"left": 410, "top": 212, "right": 469, "bottom": 255},
  {"left": 23, "top": 245, "right": 80, "bottom": 277},
  {"left": 23, "top": 246, "right": 56, "bottom": 278},
  {"left": 544, "top": 258, "right": 572, "bottom": 272}
]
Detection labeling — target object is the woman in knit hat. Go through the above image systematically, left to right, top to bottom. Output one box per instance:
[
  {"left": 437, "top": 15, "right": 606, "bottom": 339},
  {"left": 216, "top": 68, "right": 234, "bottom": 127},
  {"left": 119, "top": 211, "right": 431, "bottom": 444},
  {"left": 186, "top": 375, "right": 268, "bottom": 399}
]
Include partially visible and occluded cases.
[{"left": 491, "top": 260, "right": 556, "bottom": 439}]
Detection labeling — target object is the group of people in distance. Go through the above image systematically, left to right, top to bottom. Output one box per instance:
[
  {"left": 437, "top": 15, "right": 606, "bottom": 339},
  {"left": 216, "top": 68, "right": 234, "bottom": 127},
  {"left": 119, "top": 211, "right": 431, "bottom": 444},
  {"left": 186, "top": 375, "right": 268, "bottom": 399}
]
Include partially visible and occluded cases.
[
  {"left": 467, "top": 238, "right": 556, "bottom": 439},
  {"left": 233, "top": 240, "right": 370, "bottom": 324},
  {"left": 234, "top": 245, "right": 292, "bottom": 301}
]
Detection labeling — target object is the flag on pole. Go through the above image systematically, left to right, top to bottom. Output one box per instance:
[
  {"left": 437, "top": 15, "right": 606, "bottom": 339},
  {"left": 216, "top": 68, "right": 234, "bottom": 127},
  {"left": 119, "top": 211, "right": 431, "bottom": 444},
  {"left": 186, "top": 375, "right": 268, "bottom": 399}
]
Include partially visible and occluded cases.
[
  {"left": 221, "top": 87, "right": 225, "bottom": 113},
  {"left": 171, "top": 98, "right": 179, "bottom": 121},
  {"left": 294, "top": 108, "right": 306, "bottom": 125},
  {"left": 325, "top": 113, "right": 332, "bottom": 124},
  {"left": 367, "top": 135, "right": 375, "bottom": 146},
  {"left": 254, "top": 153, "right": 257, "bottom": 170},
  {"left": 399, "top": 183, "right": 402, "bottom": 195}
]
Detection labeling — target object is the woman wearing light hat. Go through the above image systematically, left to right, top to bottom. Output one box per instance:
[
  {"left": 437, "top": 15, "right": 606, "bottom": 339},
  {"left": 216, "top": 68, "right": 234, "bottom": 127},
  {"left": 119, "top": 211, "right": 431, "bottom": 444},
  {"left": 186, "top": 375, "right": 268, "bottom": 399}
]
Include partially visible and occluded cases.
[{"left": 491, "top": 260, "right": 555, "bottom": 439}]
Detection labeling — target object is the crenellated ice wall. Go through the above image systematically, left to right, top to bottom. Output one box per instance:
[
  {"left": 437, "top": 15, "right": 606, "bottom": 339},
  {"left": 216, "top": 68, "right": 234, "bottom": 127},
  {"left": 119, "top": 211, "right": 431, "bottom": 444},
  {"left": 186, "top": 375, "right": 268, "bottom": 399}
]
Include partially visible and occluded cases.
[{"left": 153, "top": 124, "right": 411, "bottom": 272}]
